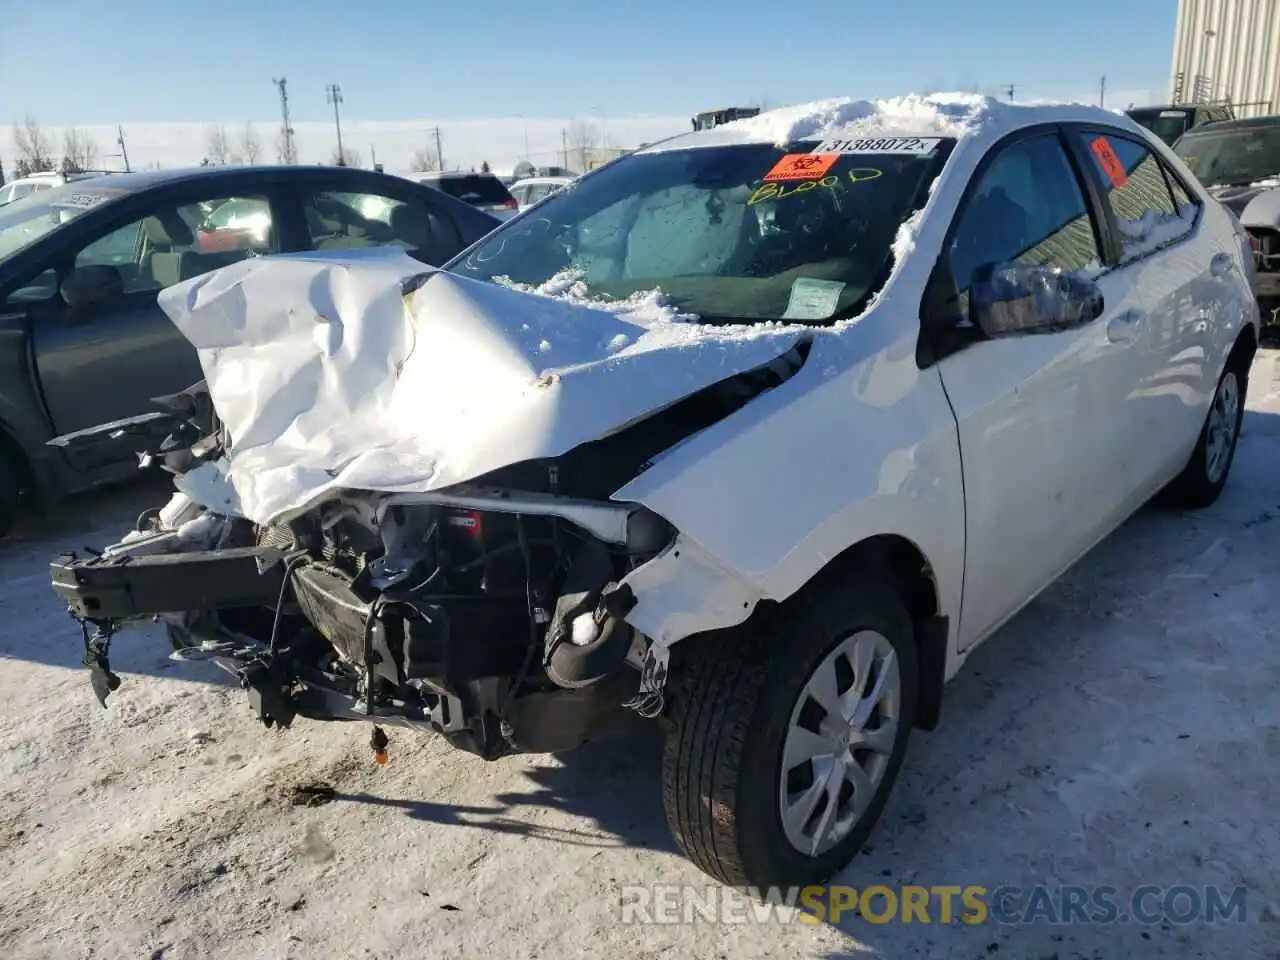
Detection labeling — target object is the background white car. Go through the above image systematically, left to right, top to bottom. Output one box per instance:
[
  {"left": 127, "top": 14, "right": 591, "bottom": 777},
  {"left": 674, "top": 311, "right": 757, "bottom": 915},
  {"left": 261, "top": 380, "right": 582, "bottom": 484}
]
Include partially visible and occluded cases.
[
  {"left": 0, "top": 170, "right": 104, "bottom": 206},
  {"left": 508, "top": 175, "right": 575, "bottom": 211}
]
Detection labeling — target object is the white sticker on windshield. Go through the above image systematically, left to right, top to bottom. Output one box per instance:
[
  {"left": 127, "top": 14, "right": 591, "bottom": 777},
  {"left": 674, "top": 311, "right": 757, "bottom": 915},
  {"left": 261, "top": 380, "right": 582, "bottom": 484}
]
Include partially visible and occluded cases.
[
  {"left": 813, "top": 136, "right": 941, "bottom": 155},
  {"left": 782, "top": 278, "right": 845, "bottom": 321}
]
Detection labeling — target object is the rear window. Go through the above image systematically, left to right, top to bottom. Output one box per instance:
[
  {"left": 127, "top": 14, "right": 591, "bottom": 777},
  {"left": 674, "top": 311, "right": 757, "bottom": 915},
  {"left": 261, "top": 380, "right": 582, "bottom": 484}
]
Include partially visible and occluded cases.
[{"left": 431, "top": 175, "right": 514, "bottom": 205}]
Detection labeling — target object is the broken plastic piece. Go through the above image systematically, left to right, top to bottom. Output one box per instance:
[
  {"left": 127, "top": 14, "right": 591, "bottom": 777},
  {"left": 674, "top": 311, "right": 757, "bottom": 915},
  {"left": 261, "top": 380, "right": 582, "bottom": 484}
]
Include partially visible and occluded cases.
[{"left": 371, "top": 725, "right": 389, "bottom": 764}]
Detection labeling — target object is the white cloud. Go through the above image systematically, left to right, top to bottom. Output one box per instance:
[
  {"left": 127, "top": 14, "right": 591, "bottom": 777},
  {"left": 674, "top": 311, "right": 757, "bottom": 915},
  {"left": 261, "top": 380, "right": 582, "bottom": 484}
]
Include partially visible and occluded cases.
[{"left": 3, "top": 116, "right": 691, "bottom": 175}]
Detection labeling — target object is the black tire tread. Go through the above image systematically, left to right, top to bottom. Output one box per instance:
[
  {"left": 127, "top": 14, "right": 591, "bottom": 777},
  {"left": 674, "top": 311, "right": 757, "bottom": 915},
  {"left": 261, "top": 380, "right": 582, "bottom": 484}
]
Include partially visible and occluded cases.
[
  {"left": 1164, "top": 350, "right": 1249, "bottom": 510},
  {"left": 0, "top": 449, "right": 20, "bottom": 539},
  {"left": 662, "top": 577, "right": 916, "bottom": 888}
]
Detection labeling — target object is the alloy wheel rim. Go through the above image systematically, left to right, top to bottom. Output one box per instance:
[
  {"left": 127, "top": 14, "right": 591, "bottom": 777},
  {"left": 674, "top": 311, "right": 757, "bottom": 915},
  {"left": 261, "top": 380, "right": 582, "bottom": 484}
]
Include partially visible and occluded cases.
[{"left": 1205, "top": 371, "right": 1240, "bottom": 485}]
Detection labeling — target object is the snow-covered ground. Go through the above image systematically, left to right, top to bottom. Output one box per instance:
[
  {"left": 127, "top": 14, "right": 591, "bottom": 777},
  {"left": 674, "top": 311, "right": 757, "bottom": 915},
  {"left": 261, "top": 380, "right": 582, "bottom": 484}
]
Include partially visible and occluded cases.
[{"left": 2, "top": 351, "right": 1279, "bottom": 960}]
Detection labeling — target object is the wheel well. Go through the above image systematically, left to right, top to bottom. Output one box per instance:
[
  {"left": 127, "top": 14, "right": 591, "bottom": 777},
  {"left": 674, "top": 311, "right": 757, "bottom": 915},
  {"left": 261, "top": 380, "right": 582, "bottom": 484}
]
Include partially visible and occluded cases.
[
  {"left": 1230, "top": 324, "right": 1258, "bottom": 373},
  {"left": 673, "top": 534, "right": 949, "bottom": 732}
]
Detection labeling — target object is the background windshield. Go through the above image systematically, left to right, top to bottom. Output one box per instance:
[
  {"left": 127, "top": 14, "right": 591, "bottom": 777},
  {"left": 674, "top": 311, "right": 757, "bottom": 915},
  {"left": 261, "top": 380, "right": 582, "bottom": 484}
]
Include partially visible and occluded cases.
[
  {"left": 1128, "top": 109, "right": 1190, "bottom": 146},
  {"left": 1174, "top": 125, "right": 1280, "bottom": 186},
  {"left": 449, "top": 141, "right": 947, "bottom": 324},
  {"left": 0, "top": 185, "right": 122, "bottom": 260}
]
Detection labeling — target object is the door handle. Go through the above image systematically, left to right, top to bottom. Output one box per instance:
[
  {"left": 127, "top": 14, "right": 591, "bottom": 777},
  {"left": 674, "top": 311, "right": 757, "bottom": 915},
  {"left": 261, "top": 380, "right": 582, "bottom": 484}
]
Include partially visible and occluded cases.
[
  {"left": 1210, "top": 252, "right": 1234, "bottom": 277},
  {"left": 1106, "top": 309, "right": 1143, "bottom": 343}
]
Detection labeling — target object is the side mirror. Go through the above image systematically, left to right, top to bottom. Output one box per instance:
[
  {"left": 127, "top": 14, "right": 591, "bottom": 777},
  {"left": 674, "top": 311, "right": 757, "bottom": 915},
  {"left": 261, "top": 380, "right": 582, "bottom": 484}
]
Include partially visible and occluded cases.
[
  {"left": 970, "top": 261, "right": 1104, "bottom": 337},
  {"left": 60, "top": 264, "right": 124, "bottom": 310}
]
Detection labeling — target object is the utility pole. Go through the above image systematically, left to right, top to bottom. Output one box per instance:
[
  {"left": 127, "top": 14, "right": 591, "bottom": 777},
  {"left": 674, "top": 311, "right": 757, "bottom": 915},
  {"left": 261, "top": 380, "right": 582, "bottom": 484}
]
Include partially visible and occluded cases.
[
  {"left": 1099, "top": 74, "right": 1107, "bottom": 108},
  {"left": 273, "top": 77, "right": 296, "bottom": 164},
  {"left": 1005, "top": 83, "right": 1016, "bottom": 102},
  {"left": 326, "top": 84, "right": 345, "bottom": 165},
  {"left": 116, "top": 125, "right": 131, "bottom": 172},
  {"left": 431, "top": 127, "right": 444, "bottom": 170},
  {"left": 561, "top": 127, "right": 568, "bottom": 169},
  {"left": 370, "top": 143, "right": 378, "bottom": 169}
]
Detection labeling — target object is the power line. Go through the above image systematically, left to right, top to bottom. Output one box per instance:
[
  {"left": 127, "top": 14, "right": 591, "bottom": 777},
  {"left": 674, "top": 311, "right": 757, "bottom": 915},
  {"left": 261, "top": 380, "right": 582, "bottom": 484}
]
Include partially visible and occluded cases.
[
  {"left": 273, "top": 77, "right": 296, "bottom": 164},
  {"left": 327, "top": 84, "right": 345, "bottom": 165}
]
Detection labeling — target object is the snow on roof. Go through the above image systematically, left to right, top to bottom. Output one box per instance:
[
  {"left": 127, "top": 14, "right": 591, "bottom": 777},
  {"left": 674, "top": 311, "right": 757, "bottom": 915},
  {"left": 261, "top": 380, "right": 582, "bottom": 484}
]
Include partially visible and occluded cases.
[{"left": 641, "top": 92, "right": 1141, "bottom": 152}]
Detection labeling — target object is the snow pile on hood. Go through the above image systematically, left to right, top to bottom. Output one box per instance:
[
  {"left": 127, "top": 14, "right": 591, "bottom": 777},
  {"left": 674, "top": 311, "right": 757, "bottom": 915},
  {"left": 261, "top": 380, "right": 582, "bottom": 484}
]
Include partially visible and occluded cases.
[{"left": 156, "top": 248, "right": 805, "bottom": 525}]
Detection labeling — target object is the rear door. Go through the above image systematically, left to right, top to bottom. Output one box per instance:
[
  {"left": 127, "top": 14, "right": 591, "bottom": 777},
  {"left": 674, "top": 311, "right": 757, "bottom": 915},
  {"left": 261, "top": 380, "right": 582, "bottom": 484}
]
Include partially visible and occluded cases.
[
  {"left": 1067, "top": 125, "right": 1214, "bottom": 497},
  {"left": 930, "top": 127, "right": 1145, "bottom": 650},
  {"left": 30, "top": 184, "right": 282, "bottom": 464}
]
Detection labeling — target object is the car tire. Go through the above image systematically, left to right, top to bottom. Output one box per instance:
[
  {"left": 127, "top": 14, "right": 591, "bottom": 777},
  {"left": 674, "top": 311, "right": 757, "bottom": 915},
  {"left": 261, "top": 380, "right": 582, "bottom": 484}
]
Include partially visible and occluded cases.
[
  {"left": 1163, "top": 352, "right": 1248, "bottom": 510},
  {"left": 0, "top": 449, "right": 21, "bottom": 538},
  {"left": 661, "top": 577, "right": 918, "bottom": 890}
]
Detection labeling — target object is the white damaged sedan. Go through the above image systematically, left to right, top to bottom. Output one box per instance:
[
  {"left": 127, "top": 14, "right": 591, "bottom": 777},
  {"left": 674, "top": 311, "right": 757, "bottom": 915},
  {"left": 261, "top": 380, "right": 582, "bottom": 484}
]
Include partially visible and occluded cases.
[{"left": 49, "top": 93, "right": 1259, "bottom": 890}]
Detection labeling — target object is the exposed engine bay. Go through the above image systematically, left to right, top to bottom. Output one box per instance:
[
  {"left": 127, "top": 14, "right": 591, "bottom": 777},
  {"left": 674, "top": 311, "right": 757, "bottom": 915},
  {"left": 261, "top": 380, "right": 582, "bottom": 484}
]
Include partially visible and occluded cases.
[{"left": 49, "top": 337, "right": 809, "bottom": 760}]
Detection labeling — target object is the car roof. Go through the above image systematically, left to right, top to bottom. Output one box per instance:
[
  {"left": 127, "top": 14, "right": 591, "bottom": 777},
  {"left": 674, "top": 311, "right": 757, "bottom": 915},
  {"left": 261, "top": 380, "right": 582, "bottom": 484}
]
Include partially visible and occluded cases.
[
  {"left": 637, "top": 93, "right": 1146, "bottom": 155},
  {"left": 1181, "top": 114, "right": 1280, "bottom": 134},
  {"left": 47, "top": 164, "right": 360, "bottom": 191},
  {"left": 413, "top": 170, "right": 501, "bottom": 180}
]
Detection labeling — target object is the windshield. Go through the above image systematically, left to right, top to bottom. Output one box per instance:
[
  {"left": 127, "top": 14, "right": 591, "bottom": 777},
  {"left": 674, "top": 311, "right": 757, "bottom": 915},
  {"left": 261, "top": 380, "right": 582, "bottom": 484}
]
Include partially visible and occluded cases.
[
  {"left": 1128, "top": 109, "right": 1191, "bottom": 146},
  {"left": 1174, "top": 124, "right": 1280, "bottom": 186},
  {"left": 447, "top": 140, "right": 949, "bottom": 325},
  {"left": 0, "top": 184, "right": 125, "bottom": 260}
]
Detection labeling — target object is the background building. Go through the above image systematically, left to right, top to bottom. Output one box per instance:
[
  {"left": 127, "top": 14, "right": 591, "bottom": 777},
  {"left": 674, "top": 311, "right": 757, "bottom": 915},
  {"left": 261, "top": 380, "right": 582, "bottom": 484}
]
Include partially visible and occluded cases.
[{"left": 1170, "top": 0, "right": 1280, "bottom": 115}]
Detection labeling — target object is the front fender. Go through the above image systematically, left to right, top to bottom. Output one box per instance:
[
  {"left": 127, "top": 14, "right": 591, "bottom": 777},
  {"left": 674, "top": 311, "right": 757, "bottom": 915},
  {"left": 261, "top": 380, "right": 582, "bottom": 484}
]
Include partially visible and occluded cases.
[{"left": 613, "top": 322, "right": 965, "bottom": 655}]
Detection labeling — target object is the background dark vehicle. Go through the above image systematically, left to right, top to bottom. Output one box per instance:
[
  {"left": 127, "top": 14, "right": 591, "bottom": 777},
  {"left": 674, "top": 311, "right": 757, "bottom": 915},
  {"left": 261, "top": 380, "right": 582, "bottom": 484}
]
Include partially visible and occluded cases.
[
  {"left": 1127, "top": 101, "right": 1234, "bottom": 146},
  {"left": 1174, "top": 115, "right": 1280, "bottom": 327},
  {"left": 0, "top": 164, "right": 499, "bottom": 536},
  {"left": 409, "top": 171, "right": 520, "bottom": 218}
]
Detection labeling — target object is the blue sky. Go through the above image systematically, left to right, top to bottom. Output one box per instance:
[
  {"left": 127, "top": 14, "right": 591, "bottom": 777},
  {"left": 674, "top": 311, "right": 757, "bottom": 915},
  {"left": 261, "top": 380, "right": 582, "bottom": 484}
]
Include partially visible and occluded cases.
[{"left": 4, "top": 0, "right": 1177, "bottom": 124}]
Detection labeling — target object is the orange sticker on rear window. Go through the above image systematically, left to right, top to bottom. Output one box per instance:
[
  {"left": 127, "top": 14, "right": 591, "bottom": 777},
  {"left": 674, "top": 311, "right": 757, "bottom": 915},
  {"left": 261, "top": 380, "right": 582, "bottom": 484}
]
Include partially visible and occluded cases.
[
  {"left": 1089, "top": 137, "right": 1129, "bottom": 188},
  {"left": 762, "top": 153, "right": 839, "bottom": 182}
]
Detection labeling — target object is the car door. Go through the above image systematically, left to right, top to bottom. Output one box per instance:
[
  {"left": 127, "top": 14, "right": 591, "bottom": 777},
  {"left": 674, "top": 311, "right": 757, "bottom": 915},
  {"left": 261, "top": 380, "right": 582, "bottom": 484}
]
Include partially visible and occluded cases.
[
  {"left": 1067, "top": 125, "right": 1213, "bottom": 498},
  {"left": 931, "top": 127, "right": 1145, "bottom": 651},
  {"left": 295, "top": 178, "right": 465, "bottom": 266},
  {"left": 30, "top": 185, "right": 281, "bottom": 464}
]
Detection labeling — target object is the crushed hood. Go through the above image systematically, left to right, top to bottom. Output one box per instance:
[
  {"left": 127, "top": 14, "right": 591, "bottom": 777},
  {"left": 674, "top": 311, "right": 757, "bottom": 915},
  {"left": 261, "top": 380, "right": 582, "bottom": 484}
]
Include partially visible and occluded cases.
[{"left": 157, "top": 249, "right": 803, "bottom": 525}]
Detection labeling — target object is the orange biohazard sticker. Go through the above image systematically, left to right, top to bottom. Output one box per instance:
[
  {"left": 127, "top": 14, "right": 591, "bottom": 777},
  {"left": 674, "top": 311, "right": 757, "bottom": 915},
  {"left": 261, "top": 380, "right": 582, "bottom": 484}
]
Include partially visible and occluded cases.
[
  {"left": 1089, "top": 136, "right": 1129, "bottom": 189},
  {"left": 762, "top": 153, "right": 839, "bottom": 182}
]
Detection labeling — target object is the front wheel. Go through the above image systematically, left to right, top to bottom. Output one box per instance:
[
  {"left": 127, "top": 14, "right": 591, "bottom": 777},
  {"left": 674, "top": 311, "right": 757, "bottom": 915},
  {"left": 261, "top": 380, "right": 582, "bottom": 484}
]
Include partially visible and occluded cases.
[
  {"left": 1163, "top": 354, "right": 1248, "bottom": 509},
  {"left": 0, "top": 450, "right": 21, "bottom": 539},
  {"left": 661, "top": 579, "right": 918, "bottom": 890}
]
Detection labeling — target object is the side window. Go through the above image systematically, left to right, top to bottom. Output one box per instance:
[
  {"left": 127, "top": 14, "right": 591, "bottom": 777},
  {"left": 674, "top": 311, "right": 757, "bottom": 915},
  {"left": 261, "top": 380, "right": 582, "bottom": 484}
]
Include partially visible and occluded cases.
[
  {"left": 1074, "top": 131, "right": 1190, "bottom": 259},
  {"left": 948, "top": 134, "right": 1102, "bottom": 314},
  {"left": 302, "top": 189, "right": 462, "bottom": 265},
  {"left": 72, "top": 193, "right": 276, "bottom": 297}
]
